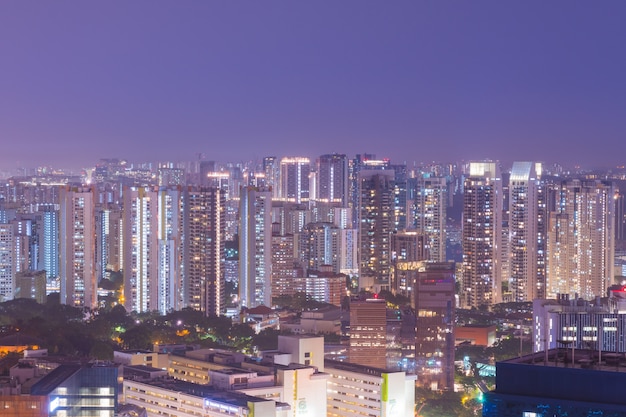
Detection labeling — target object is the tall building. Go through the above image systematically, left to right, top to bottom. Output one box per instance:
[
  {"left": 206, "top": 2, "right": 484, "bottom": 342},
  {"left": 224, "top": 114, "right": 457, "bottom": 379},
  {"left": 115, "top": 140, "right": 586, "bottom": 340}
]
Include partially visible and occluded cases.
[
  {"left": 317, "top": 153, "right": 349, "bottom": 205},
  {"left": 349, "top": 154, "right": 389, "bottom": 228},
  {"left": 262, "top": 156, "right": 280, "bottom": 198},
  {"left": 279, "top": 157, "right": 311, "bottom": 203},
  {"left": 462, "top": 162, "right": 503, "bottom": 308},
  {"left": 509, "top": 162, "right": 545, "bottom": 302},
  {"left": 358, "top": 170, "right": 395, "bottom": 289},
  {"left": 412, "top": 175, "right": 447, "bottom": 262},
  {"left": 547, "top": 179, "right": 615, "bottom": 300},
  {"left": 59, "top": 185, "right": 97, "bottom": 308},
  {"left": 123, "top": 186, "right": 159, "bottom": 313},
  {"left": 156, "top": 186, "right": 184, "bottom": 314},
  {"left": 183, "top": 186, "right": 225, "bottom": 316},
  {"left": 239, "top": 186, "right": 272, "bottom": 308},
  {"left": 39, "top": 204, "right": 59, "bottom": 281},
  {"left": 96, "top": 204, "right": 122, "bottom": 283},
  {"left": 298, "top": 222, "right": 341, "bottom": 273},
  {"left": 0, "top": 223, "right": 15, "bottom": 301},
  {"left": 270, "top": 231, "right": 297, "bottom": 299},
  {"left": 390, "top": 231, "right": 428, "bottom": 299},
  {"left": 414, "top": 261, "right": 455, "bottom": 391},
  {"left": 349, "top": 298, "right": 387, "bottom": 368}
]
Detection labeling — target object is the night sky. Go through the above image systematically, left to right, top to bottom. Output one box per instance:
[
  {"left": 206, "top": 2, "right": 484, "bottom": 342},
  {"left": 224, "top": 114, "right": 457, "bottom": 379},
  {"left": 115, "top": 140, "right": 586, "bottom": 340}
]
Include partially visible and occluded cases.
[{"left": 2, "top": 1, "right": 626, "bottom": 170}]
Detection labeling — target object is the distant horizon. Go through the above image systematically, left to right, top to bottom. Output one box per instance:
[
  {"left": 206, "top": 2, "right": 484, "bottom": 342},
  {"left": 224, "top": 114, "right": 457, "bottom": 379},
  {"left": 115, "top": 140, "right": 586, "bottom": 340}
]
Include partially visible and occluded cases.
[{"left": 3, "top": 151, "right": 624, "bottom": 177}]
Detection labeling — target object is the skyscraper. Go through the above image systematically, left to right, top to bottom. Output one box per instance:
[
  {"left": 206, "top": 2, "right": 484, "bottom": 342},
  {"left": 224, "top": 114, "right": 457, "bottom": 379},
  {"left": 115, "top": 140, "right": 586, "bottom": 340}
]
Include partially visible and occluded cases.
[
  {"left": 317, "top": 154, "right": 349, "bottom": 205},
  {"left": 279, "top": 157, "right": 311, "bottom": 203},
  {"left": 462, "top": 162, "right": 503, "bottom": 308},
  {"left": 509, "top": 162, "right": 541, "bottom": 302},
  {"left": 358, "top": 170, "right": 395, "bottom": 289},
  {"left": 412, "top": 175, "right": 447, "bottom": 262},
  {"left": 547, "top": 179, "right": 615, "bottom": 300},
  {"left": 60, "top": 185, "right": 97, "bottom": 308},
  {"left": 123, "top": 186, "right": 159, "bottom": 313},
  {"left": 157, "top": 186, "right": 184, "bottom": 314},
  {"left": 183, "top": 186, "right": 225, "bottom": 316},
  {"left": 239, "top": 186, "right": 272, "bottom": 308},
  {"left": 39, "top": 204, "right": 59, "bottom": 282},
  {"left": 0, "top": 223, "right": 15, "bottom": 301},
  {"left": 414, "top": 261, "right": 455, "bottom": 391}
]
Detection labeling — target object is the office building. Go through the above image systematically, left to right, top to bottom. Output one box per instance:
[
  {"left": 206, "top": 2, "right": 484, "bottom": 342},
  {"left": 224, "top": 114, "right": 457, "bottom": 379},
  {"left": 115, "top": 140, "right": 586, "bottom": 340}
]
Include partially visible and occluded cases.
[
  {"left": 462, "top": 162, "right": 503, "bottom": 308},
  {"left": 547, "top": 179, "right": 615, "bottom": 300},
  {"left": 59, "top": 185, "right": 97, "bottom": 308},
  {"left": 239, "top": 186, "right": 272, "bottom": 308},
  {"left": 414, "top": 261, "right": 455, "bottom": 390},
  {"left": 532, "top": 292, "right": 626, "bottom": 354},
  {"left": 349, "top": 298, "right": 387, "bottom": 368},
  {"left": 483, "top": 351, "right": 626, "bottom": 416},
  {"left": 30, "top": 363, "right": 119, "bottom": 417}
]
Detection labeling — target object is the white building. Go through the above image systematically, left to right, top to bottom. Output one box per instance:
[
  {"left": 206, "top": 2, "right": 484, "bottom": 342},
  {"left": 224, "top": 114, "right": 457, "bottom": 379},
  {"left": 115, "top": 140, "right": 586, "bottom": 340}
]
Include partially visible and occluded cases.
[
  {"left": 60, "top": 185, "right": 97, "bottom": 308},
  {"left": 239, "top": 186, "right": 272, "bottom": 308}
]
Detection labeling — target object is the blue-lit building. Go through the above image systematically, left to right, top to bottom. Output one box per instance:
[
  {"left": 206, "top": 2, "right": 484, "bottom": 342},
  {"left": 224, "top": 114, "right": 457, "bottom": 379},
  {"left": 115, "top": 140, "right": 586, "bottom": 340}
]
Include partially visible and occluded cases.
[
  {"left": 39, "top": 204, "right": 59, "bottom": 280},
  {"left": 483, "top": 349, "right": 626, "bottom": 417},
  {"left": 30, "top": 363, "right": 119, "bottom": 417}
]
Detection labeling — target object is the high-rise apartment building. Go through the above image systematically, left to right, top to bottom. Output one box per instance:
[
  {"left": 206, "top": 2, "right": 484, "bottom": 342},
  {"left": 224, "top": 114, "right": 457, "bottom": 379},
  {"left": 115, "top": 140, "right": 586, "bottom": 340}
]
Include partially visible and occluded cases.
[
  {"left": 317, "top": 153, "right": 349, "bottom": 205},
  {"left": 262, "top": 156, "right": 280, "bottom": 198},
  {"left": 279, "top": 157, "right": 311, "bottom": 203},
  {"left": 462, "top": 162, "right": 503, "bottom": 308},
  {"left": 509, "top": 162, "right": 543, "bottom": 302},
  {"left": 358, "top": 170, "right": 395, "bottom": 288},
  {"left": 412, "top": 175, "right": 447, "bottom": 262},
  {"left": 547, "top": 179, "right": 615, "bottom": 300},
  {"left": 60, "top": 185, "right": 97, "bottom": 308},
  {"left": 123, "top": 186, "right": 159, "bottom": 313},
  {"left": 157, "top": 186, "right": 184, "bottom": 314},
  {"left": 183, "top": 186, "right": 225, "bottom": 316},
  {"left": 239, "top": 186, "right": 272, "bottom": 308},
  {"left": 39, "top": 204, "right": 59, "bottom": 281},
  {"left": 96, "top": 204, "right": 122, "bottom": 283},
  {"left": 298, "top": 222, "right": 341, "bottom": 273},
  {"left": 0, "top": 223, "right": 15, "bottom": 301},
  {"left": 390, "top": 230, "right": 428, "bottom": 299},
  {"left": 270, "top": 231, "right": 297, "bottom": 299}
]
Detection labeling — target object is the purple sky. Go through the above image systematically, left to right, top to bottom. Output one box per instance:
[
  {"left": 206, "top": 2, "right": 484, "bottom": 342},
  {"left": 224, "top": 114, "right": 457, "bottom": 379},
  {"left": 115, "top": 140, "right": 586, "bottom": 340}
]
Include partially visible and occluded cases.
[{"left": 2, "top": 1, "right": 626, "bottom": 170}]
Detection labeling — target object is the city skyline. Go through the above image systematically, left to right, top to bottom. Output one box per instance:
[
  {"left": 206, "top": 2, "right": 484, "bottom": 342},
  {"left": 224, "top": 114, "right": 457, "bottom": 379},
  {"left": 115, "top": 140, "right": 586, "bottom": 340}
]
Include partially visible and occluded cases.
[{"left": 2, "top": 1, "right": 626, "bottom": 171}]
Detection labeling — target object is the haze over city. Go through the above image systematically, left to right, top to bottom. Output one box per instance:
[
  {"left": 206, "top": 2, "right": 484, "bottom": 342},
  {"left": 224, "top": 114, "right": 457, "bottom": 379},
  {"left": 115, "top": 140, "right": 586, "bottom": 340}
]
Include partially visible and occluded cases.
[
  {"left": 2, "top": 1, "right": 626, "bottom": 170},
  {"left": 3, "top": 3, "right": 626, "bottom": 417}
]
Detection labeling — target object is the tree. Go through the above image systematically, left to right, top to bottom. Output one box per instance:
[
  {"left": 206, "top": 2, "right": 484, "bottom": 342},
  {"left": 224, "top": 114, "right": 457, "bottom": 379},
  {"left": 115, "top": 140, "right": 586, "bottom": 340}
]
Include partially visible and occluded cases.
[{"left": 120, "top": 325, "right": 153, "bottom": 350}]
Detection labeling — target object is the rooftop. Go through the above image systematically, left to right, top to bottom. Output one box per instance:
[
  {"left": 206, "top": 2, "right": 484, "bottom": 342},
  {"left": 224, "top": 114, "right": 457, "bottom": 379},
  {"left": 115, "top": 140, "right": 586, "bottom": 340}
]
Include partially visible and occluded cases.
[{"left": 502, "top": 348, "right": 626, "bottom": 374}]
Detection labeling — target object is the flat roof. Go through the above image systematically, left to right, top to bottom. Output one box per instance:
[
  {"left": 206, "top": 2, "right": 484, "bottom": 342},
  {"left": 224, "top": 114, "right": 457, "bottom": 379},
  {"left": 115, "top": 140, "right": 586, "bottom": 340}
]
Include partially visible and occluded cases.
[
  {"left": 502, "top": 349, "right": 626, "bottom": 374},
  {"left": 130, "top": 378, "right": 276, "bottom": 408}
]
